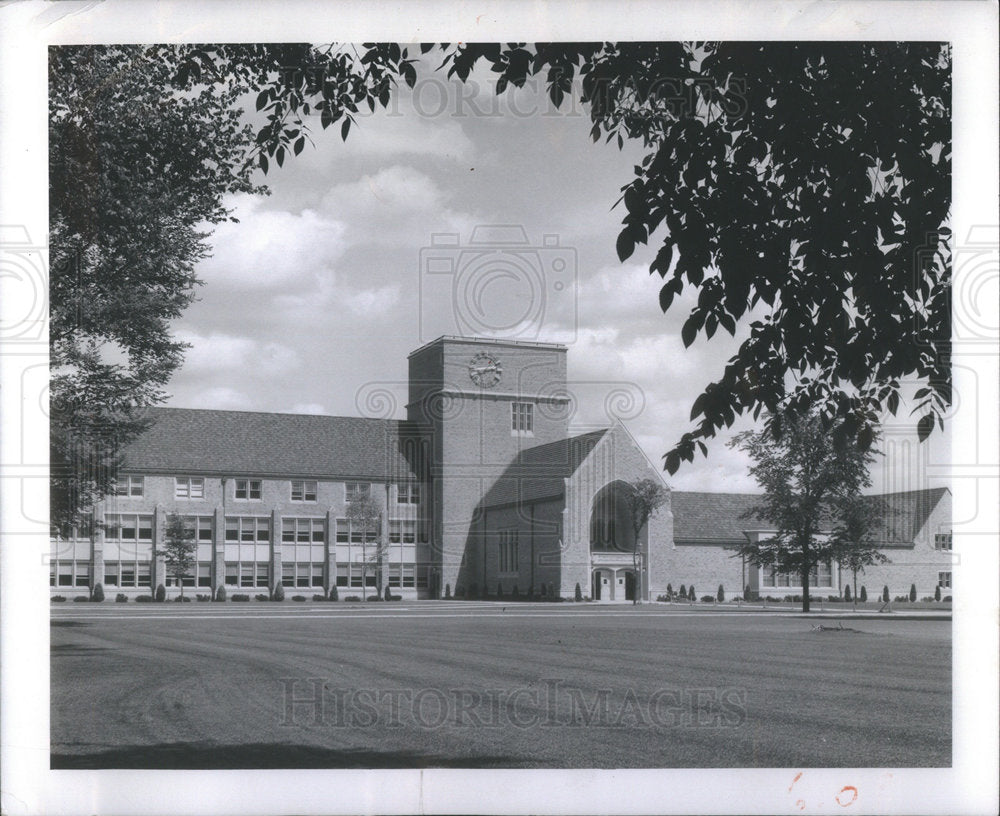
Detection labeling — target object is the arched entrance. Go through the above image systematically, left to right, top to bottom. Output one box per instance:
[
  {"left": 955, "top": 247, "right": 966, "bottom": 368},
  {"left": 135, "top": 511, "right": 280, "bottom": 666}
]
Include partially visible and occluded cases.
[{"left": 589, "top": 481, "right": 644, "bottom": 602}]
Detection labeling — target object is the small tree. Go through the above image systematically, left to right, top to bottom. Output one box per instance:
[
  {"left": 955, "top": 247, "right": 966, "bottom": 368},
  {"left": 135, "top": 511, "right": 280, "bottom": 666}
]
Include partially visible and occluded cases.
[
  {"left": 622, "top": 478, "right": 670, "bottom": 605},
  {"left": 346, "top": 493, "right": 383, "bottom": 602},
  {"left": 830, "top": 494, "right": 890, "bottom": 611},
  {"left": 162, "top": 513, "right": 196, "bottom": 598},
  {"left": 91, "top": 582, "right": 104, "bottom": 602},
  {"left": 666, "top": 582, "right": 673, "bottom": 599},
  {"left": 154, "top": 583, "right": 166, "bottom": 602},
  {"left": 272, "top": 583, "right": 285, "bottom": 602},
  {"left": 574, "top": 583, "right": 582, "bottom": 602},
  {"left": 679, "top": 583, "right": 686, "bottom": 598},
  {"left": 909, "top": 583, "right": 917, "bottom": 602},
  {"left": 329, "top": 584, "right": 339, "bottom": 601},
  {"left": 384, "top": 584, "right": 391, "bottom": 601},
  {"left": 717, "top": 584, "right": 725, "bottom": 603},
  {"left": 844, "top": 584, "right": 852, "bottom": 602},
  {"left": 934, "top": 584, "right": 941, "bottom": 601},
  {"left": 215, "top": 585, "right": 227, "bottom": 602},
  {"left": 688, "top": 585, "right": 696, "bottom": 602},
  {"left": 860, "top": 585, "right": 868, "bottom": 602},
  {"left": 882, "top": 585, "right": 890, "bottom": 603}
]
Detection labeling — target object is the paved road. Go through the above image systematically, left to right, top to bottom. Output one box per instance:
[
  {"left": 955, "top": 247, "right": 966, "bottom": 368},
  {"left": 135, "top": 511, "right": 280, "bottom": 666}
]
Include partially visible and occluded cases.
[{"left": 50, "top": 603, "right": 951, "bottom": 768}]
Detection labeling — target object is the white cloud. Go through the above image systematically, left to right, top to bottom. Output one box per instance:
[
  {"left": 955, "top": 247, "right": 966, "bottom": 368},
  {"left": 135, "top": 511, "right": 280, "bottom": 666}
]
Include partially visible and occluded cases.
[
  {"left": 343, "top": 285, "right": 401, "bottom": 317},
  {"left": 177, "top": 331, "right": 300, "bottom": 377},
  {"left": 182, "top": 386, "right": 257, "bottom": 411},
  {"left": 288, "top": 402, "right": 328, "bottom": 415}
]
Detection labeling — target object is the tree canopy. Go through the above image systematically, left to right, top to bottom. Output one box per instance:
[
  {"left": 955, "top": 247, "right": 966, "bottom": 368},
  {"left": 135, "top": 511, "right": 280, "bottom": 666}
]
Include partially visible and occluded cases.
[
  {"left": 50, "top": 41, "right": 951, "bottom": 523},
  {"left": 728, "top": 409, "right": 879, "bottom": 612}
]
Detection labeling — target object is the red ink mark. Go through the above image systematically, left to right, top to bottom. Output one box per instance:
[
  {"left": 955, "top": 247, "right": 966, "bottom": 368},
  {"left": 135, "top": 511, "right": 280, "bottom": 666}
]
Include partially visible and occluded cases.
[
  {"left": 789, "top": 772, "right": 803, "bottom": 792},
  {"left": 836, "top": 786, "right": 859, "bottom": 807},
  {"left": 796, "top": 799, "right": 806, "bottom": 810}
]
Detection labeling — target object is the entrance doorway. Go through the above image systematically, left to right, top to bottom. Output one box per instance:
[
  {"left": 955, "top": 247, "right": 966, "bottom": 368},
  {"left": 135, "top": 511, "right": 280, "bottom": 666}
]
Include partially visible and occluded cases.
[{"left": 593, "top": 569, "right": 613, "bottom": 601}]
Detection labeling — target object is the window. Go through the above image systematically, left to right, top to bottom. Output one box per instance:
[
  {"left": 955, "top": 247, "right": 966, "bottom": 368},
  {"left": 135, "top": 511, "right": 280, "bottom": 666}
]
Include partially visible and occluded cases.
[
  {"left": 511, "top": 402, "right": 533, "bottom": 435},
  {"left": 113, "top": 475, "right": 144, "bottom": 498},
  {"left": 175, "top": 477, "right": 205, "bottom": 499},
  {"left": 234, "top": 479, "right": 262, "bottom": 500},
  {"left": 291, "top": 480, "right": 318, "bottom": 502},
  {"left": 396, "top": 481, "right": 420, "bottom": 504},
  {"left": 346, "top": 482, "right": 370, "bottom": 501},
  {"left": 105, "top": 513, "right": 153, "bottom": 543},
  {"left": 181, "top": 516, "right": 214, "bottom": 542},
  {"left": 225, "top": 516, "right": 271, "bottom": 542},
  {"left": 282, "top": 518, "right": 325, "bottom": 543},
  {"left": 336, "top": 518, "right": 379, "bottom": 544},
  {"left": 389, "top": 519, "right": 417, "bottom": 544},
  {"left": 499, "top": 530, "right": 519, "bottom": 574},
  {"left": 934, "top": 532, "right": 952, "bottom": 550},
  {"left": 50, "top": 559, "right": 90, "bottom": 588},
  {"left": 225, "top": 562, "right": 269, "bottom": 588},
  {"left": 282, "top": 562, "right": 324, "bottom": 588},
  {"left": 197, "top": 563, "right": 212, "bottom": 587},
  {"left": 761, "top": 563, "right": 833, "bottom": 588},
  {"left": 336, "top": 564, "right": 349, "bottom": 587},
  {"left": 938, "top": 571, "right": 952, "bottom": 589}
]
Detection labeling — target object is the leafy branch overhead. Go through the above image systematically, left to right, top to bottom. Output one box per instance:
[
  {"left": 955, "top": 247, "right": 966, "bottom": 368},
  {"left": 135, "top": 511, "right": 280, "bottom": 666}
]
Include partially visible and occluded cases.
[{"left": 215, "top": 41, "right": 951, "bottom": 473}]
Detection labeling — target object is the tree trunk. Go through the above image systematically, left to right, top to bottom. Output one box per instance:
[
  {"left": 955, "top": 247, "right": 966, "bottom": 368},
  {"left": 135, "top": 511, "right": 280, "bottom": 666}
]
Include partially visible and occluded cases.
[
  {"left": 801, "top": 563, "right": 811, "bottom": 613},
  {"left": 852, "top": 571, "right": 858, "bottom": 612}
]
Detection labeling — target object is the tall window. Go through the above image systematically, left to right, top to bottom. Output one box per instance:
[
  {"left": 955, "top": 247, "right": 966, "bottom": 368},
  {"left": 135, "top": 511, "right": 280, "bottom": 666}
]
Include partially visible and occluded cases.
[
  {"left": 511, "top": 402, "right": 533, "bottom": 435},
  {"left": 113, "top": 475, "right": 144, "bottom": 498},
  {"left": 175, "top": 477, "right": 205, "bottom": 499},
  {"left": 234, "top": 478, "right": 262, "bottom": 500},
  {"left": 291, "top": 480, "right": 317, "bottom": 502},
  {"left": 396, "top": 481, "right": 420, "bottom": 504},
  {"left": 346, "top": 482, "right": 370, "bottom": 501},
  {"left": 103, "top": 513, "right": 154, "bottom": 587},
  {"left": 179, "top": 516, "right": 214, "bottom": 587},
  {"left": 225, "top": 516, "right": 270, "bottom": 542},
  {"left": 224, "top": 517, "right": 270, "bottom": 588},
  {"left": 335, "top": 518, "right": 379, "bottom": 544},
  {"left": 281, "top": 519, "right": 325, "bottom": 588},
  {"left": 389, "top": 519, "right": 418, "bottom": 544},
  {"left": 499, "top": 530, "right": 519, "bottom": 574},
  {"left": 934, "top": 532, "right": 952, "bottom": 550},
  {"left": 50, "top": 539, "right": 92, "bottom": 587},
  {"left": 938, "top": 571, "right": 952, "bottom": 589}
]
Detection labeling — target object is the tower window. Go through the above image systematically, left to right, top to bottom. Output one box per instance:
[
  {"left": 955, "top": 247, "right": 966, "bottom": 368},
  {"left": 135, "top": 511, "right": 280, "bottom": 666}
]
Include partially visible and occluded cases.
[{"left": 511, "top": 402, "right": 533, "bottom": 436}]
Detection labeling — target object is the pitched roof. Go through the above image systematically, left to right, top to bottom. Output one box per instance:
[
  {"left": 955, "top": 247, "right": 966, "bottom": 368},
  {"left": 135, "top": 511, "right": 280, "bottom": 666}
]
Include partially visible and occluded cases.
[
  {"left": 121, "top": 407, "right": 425, "bottom": 481},
  {"left": 481, "top": 429, "right": 610, "bottom": 507},
  {"left": 671, "top": 487, "right": 950, "bottom": 545}
]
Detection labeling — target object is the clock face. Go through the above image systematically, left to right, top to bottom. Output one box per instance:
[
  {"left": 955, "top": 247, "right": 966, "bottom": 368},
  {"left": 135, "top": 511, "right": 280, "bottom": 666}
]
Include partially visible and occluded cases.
[{"left": 468, "top": 352, "right": 502, "bottom": 388}]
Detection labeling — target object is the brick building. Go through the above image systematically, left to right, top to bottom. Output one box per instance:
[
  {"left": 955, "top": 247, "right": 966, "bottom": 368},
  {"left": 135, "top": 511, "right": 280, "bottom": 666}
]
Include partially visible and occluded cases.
[{"left": 50, "top": 336, "right": 953, "bottom": 601}]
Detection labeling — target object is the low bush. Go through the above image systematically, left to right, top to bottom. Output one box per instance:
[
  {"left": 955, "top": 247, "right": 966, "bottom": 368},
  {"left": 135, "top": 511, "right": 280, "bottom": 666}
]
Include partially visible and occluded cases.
[
  {"left": 91, "top": 583, "right": 105, "bottom": 602},
  {"left": 155, "top": 584, "right": 166, "bottom": 602},
  {"left": 272, "top": 584, "right": 285, "bottom": 602},
  {"left": 511, "top": 584, "right": 520, "bottom": 599},
  {"left": 215, "top": 585, "right": 227, "bottom": 602},
  {"left": 329, "top": 585, "right": 339, "bottom": 601},
  {"left": 384, "top": 585, "right": 392, "bottom": 601},
  {"left": 116, "top": 593, "right": 128, "bottom": 603},
  {"left": 254, "top": 593, "right": 270, "bottom": 602},
  {"left": 195, "top": 594, "right": 211, "bottom": 602},
  {"left": 231, "top": 594, "right": 250, "bottom": 602},
  {"left": 312, "top": 594, "right": 327, "bottom": 601},
  {"left": 366, "top": 594, "right": 381, "bottom": 602},
  {"left": 387, "top": 594, "right": 402, "bottom": 601},
  {"left": 656, "top": 594, "right": 671, "bottom": 602},
  {"left": 51, "top": 595, "right": 67, "bottom": 602},
  {"left": 73, "top": 595, "right": 90, "bottom": 602},
  {"left": 135, "top": 595, "right": 154, "bottom": 602},
  {"left": 173, "top": 595, "right": 192, "bottom": 602},
  {"left": 292, "top": 595, "right": 307, "bottom": 602},
  {"left": 344, "top": 595, "right": 361, "bottom": 602},
  {"left": 700, "top": 595, "right": 715, "bottom": 603},
  {"left": 826, "top": 595, "right": 843, "bottom": 602},
  {"left": 893, "top": 595, "right": 909, "bottom": 603},
  {"left": 943, "top": 595, "right": 952, "bottom": 602},
  {"left": 920, "top": 596, "right": 936, "bottom": 602}
]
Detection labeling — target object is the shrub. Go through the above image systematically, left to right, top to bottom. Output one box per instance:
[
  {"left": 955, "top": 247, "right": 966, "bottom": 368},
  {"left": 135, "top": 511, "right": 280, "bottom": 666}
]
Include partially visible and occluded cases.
[
  {"left": 496, "top": 582, "right": 503, "bottom": 600},
  {"left": 91, "top": 583, "right": 105, "bottom": 602},
  {"left": 445, "top": 583, "right": 451, "bottom": 599},
  {"left": 575, "top": 583, "right": 583, "bottom": 602},
  {"left": 666, "top": 583, "right": 673, "bottom": 598},
  {"left": 909, "top": 583, "right": 917, "bottom": 602},
  {"left": 154, "top": 584, "right": 166, "bottom": 602},
  {"left": 272, "top": 584, "right": 285, "bottom": 602},
  {"left": 511, "top": 584, "right": 520, "bottom": 599},
  {"left": 679, "top": 584, "right": 686, "bottom": 598},
  {"left": 717, "top": 584, "right": 725, "bottom": 602},
  {"left": 744, "top": 584, "right": 752, "bottom": 601},
  {"left": 843, "top": 584, "right": 852, "bottom": 602},
  {"left": 934, "top": 584, "right": 941, "bottom": 601},
  {"left": 215, "top": 585, "right": 227, "bottom": 602},
  {"left": 329, "top": 585, "right": 339, "bottom": 601},
  {"left": 384, "top": 585, "right": 392, "bottom": 601},
  {"left": 456, "top": 585, "right": 465, "bottom": 598},
  {"left": 688, "top": 585, "right": 696, "bottom": 601},
  {"left": 860, "top": 585, "right": 868, "bottom": 602},
  {"left": 882, "top": 585, "right": 890, "bottom": 603},
  {"left": 116, "top": 593, "right": 128, "bottom": 603},
  {"left": 255, "top": 593, "right": 270, "bottom": 602},
  {"left": 195, "top": 594, "right": 211, "bottom": 602},
  {"left": 231, "top": 594, "right": 250, "bottom": 602},
  {"left": 312, "top": 594, "right": 327, "bottom": 601},
  {"left": 366, "top": 594, "right": 382, "bottom": 602},
  {"left": 387, "top": 594, "right": 402, "bottom": 601},
  {"left": 656, "top": 594, "right": 671, "bottom": 602},
  {"left": 73, "top": 595, "right": 90, "bottom": 602},
  {"left": 135, "top": 595, "right": 154, "bottom": 602},
  {"left": 173, "top": 595, "right": 192, "bottom": 602},
  {"left": 292, "top": 595, "right": 307, "bottom": 602},
  {"left": 344, "top": 595, "right": 361, "bottom": 602},
  {"left": 701, "top": 595, "right": 715, "bottom": 603},
  {"left": 826, "top": 595, "right": 842, "bottom": 602},
  {"left": 894, "top": 595, "right": 909, "bottom": 603},
  {"left": 943, "top": 595, "right": 952, "bottom": 602},
  {"left": 51, "top": 596, "right": 66, "bottom": 602},
  {"left": 921, "top": 596, "right": 936, "bottom": 602}
]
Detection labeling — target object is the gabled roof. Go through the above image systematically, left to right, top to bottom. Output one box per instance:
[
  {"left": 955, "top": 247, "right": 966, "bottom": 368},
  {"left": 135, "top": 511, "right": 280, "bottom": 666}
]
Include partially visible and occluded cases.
[
  {"left": 121, "top": 407, "right": 425, "bottom": 481},
  {"left": 481, "top": 429, "right": 610, "bottom": 508},
  {"left": 671, "top": 487, "right": 950, "bottom": 546}
]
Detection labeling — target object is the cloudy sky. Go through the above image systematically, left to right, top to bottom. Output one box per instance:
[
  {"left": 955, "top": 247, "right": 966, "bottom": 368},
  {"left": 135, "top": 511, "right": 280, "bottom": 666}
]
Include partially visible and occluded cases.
[{"left": 166, "top": 54, "right": 950, "bottom": 494}]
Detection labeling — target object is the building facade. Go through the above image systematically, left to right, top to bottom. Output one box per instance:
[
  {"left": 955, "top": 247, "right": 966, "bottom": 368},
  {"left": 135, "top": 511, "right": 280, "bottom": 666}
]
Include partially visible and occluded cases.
[{"left": 50, "top": 336, "right": 954, "bottom": 601}]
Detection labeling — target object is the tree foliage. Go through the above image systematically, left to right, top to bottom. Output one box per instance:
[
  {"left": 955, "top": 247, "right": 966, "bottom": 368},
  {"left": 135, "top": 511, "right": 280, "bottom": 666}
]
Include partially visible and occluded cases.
[
  {"left": 729, "top": 409, "right": 878, "bottom": 612},
  {"left": 623, "top": 477, "right": 669, "bottom": 604},
  {"left": 345, "top": 493, "right": 385, "bottom": 597},
  {"left": 829, "top": 493, "right": 890, "bottom": 609},
  {"left": 162, "top": 513, "right": 196, "bottom": 596}
]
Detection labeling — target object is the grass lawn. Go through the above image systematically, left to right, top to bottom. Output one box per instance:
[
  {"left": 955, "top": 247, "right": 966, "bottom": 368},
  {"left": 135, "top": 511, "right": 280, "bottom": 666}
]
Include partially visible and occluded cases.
[{"left": 50, "top": 603, "right": 950, "bottom": 768}]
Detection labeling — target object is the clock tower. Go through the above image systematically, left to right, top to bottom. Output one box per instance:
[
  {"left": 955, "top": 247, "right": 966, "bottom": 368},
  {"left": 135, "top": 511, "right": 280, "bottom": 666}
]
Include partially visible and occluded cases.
[{"left": 407, "top": 337, "right": 569, "bottom": 597}]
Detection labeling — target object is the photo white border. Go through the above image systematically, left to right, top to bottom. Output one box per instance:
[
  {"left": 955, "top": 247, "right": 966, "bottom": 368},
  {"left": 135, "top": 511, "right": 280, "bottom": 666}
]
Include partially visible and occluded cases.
[{"left": 1, "top": 1, "right": 997, "bottom": 814}]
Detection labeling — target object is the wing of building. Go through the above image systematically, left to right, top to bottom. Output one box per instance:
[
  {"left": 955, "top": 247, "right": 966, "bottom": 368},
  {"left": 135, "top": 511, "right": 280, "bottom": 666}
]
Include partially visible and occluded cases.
[{"left": 50, "top": 337, "right": 954, "bottom": 602}]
